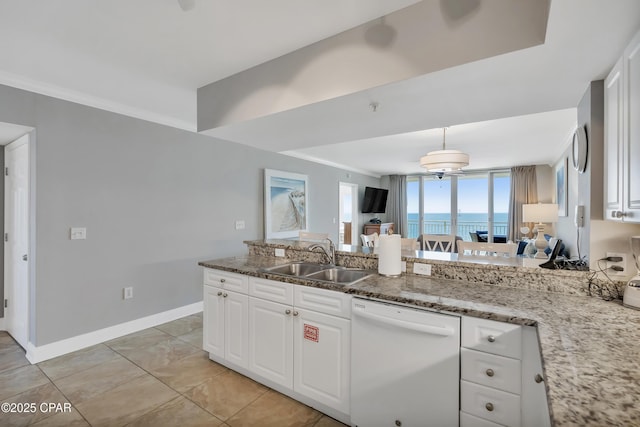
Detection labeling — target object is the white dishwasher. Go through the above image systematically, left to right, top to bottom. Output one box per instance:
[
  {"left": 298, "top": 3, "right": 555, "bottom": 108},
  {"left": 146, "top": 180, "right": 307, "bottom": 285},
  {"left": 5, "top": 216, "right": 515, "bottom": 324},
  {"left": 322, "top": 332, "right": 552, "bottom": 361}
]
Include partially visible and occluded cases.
[{"left": 351, "top": 298, "right": 460, "bottom": 427}]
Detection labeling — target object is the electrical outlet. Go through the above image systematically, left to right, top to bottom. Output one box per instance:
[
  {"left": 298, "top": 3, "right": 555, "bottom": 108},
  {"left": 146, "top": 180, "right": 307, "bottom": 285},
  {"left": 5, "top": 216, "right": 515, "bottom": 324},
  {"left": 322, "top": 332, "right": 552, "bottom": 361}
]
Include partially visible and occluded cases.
[
  {"left": 275, "top": 248, "right": 285, "bottom": 257},
  {"left": 606, "top": 252, "right": 626, "bottom": 276},
  {"left": 413, "top": 263, "right": 432, "bottom": 276},
  {"left": 123, "top": 287, "right": 133, "bottom": 300}
]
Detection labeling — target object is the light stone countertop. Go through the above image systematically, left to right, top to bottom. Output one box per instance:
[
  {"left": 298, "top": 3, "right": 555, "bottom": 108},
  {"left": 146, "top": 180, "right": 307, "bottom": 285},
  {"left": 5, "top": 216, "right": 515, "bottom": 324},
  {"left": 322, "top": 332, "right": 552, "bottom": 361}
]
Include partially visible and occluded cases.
[{"left": 198, "top": 255, "right": 640, "bottom": 427}]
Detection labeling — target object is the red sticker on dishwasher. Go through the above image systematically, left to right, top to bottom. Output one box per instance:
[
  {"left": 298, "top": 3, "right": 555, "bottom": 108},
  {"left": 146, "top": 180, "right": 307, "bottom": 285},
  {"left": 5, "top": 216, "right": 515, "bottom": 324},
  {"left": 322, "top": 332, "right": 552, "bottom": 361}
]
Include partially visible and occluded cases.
[{"left": 304, "top": 324, "right": 319, "bottom": 342}]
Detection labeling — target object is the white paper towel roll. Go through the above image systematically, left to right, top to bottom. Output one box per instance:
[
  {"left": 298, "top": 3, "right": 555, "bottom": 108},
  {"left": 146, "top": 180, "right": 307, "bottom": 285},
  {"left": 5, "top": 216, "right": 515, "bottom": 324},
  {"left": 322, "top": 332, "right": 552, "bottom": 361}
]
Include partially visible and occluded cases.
[{"left": 378, "top": 234, "right": 401, "bottom": 276}]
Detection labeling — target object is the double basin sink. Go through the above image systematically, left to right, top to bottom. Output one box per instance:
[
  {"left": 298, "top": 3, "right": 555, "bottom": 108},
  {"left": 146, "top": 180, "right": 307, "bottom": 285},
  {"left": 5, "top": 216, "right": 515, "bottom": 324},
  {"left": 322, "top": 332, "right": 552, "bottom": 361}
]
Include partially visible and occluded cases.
[{"left": 261, "top": 262, "right": 375, "bottom": 285}]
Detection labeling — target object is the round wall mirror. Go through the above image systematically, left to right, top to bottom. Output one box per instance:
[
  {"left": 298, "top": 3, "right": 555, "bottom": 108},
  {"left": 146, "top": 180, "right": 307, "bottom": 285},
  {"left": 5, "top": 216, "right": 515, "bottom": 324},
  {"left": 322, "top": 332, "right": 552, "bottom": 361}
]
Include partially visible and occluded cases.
[{"left": 572, "top": 126, "right": 588, "bottom": 173}]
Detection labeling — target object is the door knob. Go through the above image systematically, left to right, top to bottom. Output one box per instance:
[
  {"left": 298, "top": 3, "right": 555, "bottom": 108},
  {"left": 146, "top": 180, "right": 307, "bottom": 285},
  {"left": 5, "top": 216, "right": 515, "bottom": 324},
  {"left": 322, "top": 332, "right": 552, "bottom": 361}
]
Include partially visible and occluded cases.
[{"left": 22, "top": 254, "right": 27, "bottom": 261}]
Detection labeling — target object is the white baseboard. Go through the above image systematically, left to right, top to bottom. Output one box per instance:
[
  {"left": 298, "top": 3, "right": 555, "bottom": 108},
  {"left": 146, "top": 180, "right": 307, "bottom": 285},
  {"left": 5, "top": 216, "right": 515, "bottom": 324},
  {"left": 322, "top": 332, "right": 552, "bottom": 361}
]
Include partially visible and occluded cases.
[{"left": 25, "top": 301, "right": 203, "bottom": 364}]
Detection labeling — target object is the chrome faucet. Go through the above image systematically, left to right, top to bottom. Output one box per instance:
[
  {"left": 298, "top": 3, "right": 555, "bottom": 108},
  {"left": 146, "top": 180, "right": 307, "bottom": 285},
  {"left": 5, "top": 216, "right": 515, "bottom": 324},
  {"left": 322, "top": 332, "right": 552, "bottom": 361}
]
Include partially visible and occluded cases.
[{"left": 308, "top": 238, "right": 336, "bottom": 265}]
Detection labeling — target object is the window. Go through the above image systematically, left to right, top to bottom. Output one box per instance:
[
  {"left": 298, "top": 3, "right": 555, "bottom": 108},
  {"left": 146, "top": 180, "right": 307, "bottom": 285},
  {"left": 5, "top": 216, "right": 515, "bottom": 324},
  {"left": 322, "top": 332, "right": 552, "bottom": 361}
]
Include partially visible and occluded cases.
[{"left": 406, "top": 171, "right": 511, "bottom": 242}]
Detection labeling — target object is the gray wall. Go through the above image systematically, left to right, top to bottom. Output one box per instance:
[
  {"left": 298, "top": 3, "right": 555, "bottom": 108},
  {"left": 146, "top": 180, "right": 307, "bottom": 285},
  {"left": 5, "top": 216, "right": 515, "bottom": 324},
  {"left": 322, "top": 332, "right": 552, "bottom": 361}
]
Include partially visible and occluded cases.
[{"left": 0, "top": 84, "right": 379, "bottom": 346}]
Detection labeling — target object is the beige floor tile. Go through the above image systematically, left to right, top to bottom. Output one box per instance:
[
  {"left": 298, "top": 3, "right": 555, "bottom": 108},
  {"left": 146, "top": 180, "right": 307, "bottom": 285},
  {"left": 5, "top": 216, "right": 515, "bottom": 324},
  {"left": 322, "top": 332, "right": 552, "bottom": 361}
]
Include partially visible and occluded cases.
[
  {"left": 155, "top": 313, "right": 203, "bottom": 337},
  {"left": 177, "top": 327, "right": 204, "bottom": 348},
  {"left": 105, "top": 328, "right": 172, "bottom": 353},
  {"left": 0, "top": 332, "right": 19, "bottom": 352},
  {"left": 117, "top": 336, "right": 201, "bottom": 371},
  {"left": 38, "top": 344, "right": 120, "bottom": 380},
  {"left": 0, "top": 346, "right": 30, "bottom": 374},
  {"left": 149, "top": 350, "right": 227, "bottom": 393},
  {"left": 54, "top": 356, "right": 147, "bottom": 405},
  {"left": 0, "top": 365, "right": 50, "bottom": 401},
  {"left": 184, "top": 370, "right": 268, "bottom": 421},
  {"left": 75, "top": 374, "right": 178, "bottom": 427},
  {"left": 0, "top": 382, "right": 70, "bottom": 427},
  {"left": 226, "top": 390, "right": 322, "bottom": 427},
  {"left": 125, "top": 396, "right": 223, "bottom": 427},
  {"left": 30, "top": 409, "right": 89, "bottom": 427},
  {"left": 314, "top": 415, "right": 349, "bottom": 427}
]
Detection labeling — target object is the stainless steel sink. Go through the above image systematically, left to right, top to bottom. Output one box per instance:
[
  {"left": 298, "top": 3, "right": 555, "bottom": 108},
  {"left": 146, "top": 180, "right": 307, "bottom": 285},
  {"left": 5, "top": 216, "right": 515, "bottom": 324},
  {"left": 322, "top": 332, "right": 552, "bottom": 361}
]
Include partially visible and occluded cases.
[
  {"left": 260, "top": 262, "right": 374, "bottom": 285},
  {"left": 263, "top": 262, "right": 328, "bottom": 277},
  {"left": 305, "top": 268, "right": 373, "bottom": 284}
]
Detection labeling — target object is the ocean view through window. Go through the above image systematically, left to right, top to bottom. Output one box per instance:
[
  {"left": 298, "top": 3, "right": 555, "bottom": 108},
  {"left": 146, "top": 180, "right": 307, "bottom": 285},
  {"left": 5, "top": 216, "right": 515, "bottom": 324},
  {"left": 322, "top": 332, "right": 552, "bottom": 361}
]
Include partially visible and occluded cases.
[{"left": 407, "top": 172, "right": 510, "bottom": 241}]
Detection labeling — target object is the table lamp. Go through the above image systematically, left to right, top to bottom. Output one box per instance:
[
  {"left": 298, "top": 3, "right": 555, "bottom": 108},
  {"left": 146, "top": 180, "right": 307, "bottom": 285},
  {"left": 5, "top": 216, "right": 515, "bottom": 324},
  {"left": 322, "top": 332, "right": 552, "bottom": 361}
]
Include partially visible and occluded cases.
[{"left": 522, "top": 203, "right": 559, "bottom": 259}]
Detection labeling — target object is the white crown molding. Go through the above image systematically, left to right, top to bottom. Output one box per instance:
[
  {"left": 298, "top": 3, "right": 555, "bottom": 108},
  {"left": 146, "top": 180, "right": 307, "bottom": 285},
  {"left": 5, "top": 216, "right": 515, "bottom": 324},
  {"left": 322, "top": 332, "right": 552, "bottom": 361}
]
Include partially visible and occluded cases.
[
  {"left": 0, "top": 70, "right": 196, "bottom": 132},
  {"left": 281, "top": 150, "right": 381, "bottom": 179},
  {"left": 25, "top": 301, "right": 202, "bottom": 364}
]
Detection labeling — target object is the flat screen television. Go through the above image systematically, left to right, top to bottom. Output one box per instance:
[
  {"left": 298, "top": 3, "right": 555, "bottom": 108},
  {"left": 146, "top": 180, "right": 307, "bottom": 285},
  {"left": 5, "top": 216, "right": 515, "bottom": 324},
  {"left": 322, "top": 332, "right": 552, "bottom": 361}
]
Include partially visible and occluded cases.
[{"left": 361, "top": 187, "right": 388, "bottom": 213}]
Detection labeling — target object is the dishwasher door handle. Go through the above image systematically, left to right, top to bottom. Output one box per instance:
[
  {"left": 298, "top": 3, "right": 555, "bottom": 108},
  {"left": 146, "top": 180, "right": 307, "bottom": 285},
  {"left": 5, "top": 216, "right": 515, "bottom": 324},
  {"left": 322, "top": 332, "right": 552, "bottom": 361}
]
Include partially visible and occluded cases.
[{"left": 353, "top": 309, "right": 455, "bottom": 336}]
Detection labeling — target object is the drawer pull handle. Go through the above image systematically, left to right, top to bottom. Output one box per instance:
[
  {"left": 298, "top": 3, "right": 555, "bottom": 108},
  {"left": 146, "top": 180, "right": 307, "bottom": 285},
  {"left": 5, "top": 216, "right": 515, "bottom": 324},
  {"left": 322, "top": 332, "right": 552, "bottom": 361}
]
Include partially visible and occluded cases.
[
  {"left": 220, "top": 278, "right": 226, "bottom": 283},
  {"left": 217, "top": 291, "right": 223, "bottom": 296},
  {"left": 223, "top": 293, "right": 228, "bottom": 298},
  {"left": 285, "top": 309, "right": 292, "bottom": 315},
  {"left": 293, "top": 311, "right": 299, "bottom": 316},
  {"left": 487, "top": 335, "right": 496, "bottom": 343},
  {"left": 486, "top": 368, "right": 495, "bottom": 377},
  {"left": 535, "top": 374, "right": 544, "bottom": 383},
  {"left": 485, "top": 402, "right": 494, "bottom": 412},
  {"left": 395, "top": 421, "right": 402, "bottom": 427}
]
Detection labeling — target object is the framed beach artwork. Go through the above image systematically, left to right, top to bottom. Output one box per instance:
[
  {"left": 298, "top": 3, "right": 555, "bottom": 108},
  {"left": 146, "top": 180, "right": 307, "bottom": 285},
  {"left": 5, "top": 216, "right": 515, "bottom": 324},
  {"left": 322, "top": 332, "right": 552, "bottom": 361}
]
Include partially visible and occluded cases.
[
  {"left": 555, "top": 158, "right": 568, "bottom": 217},
  {"left": 264, "top": 169, "right": 308, "bottom": 239}
]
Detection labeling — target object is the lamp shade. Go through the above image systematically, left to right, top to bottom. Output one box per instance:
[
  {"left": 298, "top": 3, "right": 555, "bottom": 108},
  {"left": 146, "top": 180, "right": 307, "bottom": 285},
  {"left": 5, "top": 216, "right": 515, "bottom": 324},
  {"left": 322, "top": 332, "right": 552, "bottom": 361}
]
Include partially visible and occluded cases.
[
  {"left": 420, "top": 149, "right": 469, "bottom": 172},
  {"left": 522, "top": 203, "right": 558, "bottom": 223}
]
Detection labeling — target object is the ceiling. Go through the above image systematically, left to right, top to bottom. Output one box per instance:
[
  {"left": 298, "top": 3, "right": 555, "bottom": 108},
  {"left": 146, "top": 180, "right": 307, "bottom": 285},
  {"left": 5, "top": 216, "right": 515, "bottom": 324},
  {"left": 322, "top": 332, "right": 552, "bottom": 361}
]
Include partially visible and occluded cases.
[{"left": 0, "top": 0, "right": 639, "bottom": 176}]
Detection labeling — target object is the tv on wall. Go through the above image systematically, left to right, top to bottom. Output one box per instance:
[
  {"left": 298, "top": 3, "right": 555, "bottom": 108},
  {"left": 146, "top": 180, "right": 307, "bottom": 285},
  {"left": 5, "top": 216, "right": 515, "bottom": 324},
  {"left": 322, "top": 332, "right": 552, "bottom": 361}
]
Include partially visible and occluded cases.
[{"left": 361, "top": 187, "right": 388, "bottom": 213}]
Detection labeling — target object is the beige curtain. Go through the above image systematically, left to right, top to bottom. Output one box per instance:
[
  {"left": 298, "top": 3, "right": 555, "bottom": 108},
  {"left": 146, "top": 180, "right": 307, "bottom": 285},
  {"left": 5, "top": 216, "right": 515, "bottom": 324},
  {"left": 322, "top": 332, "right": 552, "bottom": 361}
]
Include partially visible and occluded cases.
[{"left": 507, "top": 166, "right": 538, "bottom": 242}]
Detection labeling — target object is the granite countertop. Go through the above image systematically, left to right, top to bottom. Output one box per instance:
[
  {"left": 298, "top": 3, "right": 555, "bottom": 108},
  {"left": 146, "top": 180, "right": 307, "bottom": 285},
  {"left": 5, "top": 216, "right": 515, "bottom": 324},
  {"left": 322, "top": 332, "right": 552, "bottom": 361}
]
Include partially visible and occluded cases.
[{"left": 199, "top": 255, "right": 640, "bottom": 427}]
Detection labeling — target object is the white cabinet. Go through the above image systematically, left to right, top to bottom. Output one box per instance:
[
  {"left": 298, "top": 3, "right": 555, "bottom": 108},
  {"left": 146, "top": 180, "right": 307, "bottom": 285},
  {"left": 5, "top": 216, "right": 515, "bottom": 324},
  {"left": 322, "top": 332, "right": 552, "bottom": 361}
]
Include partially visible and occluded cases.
[
  {"left": 605, "top": 29, "right": 640, "bottom": 222},
  {"left": 203, "top": 270, "right": 249, "bottom": 368},
  {"left": 247, "top": 277, "right": 351, "bottom": 419},
  {"left": 248, "top": 277, "right": 295, "bottom": 389},
  {"left": 294, "top": 306, "right": 350, "bottom": 415},
  {"left": 460, "top": 317, "right": 550, "bottom": 427}
]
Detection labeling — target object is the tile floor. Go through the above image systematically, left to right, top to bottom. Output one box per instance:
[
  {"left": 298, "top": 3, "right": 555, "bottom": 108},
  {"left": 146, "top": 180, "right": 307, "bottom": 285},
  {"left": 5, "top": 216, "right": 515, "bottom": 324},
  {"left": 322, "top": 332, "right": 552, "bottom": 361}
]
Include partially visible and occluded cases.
[{"left": 0, "top": 313, "right": 348, "bottom": 427}]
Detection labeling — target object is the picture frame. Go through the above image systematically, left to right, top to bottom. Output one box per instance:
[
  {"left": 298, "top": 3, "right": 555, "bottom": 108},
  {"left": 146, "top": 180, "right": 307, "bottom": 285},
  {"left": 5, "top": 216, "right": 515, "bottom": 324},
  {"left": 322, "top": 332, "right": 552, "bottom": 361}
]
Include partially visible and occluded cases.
[
  {"left": 555, "top": 157, "right": 568, "bottom": 217},
  {"left": 264, "top": 169, "right": 309, "bottom": 239}
]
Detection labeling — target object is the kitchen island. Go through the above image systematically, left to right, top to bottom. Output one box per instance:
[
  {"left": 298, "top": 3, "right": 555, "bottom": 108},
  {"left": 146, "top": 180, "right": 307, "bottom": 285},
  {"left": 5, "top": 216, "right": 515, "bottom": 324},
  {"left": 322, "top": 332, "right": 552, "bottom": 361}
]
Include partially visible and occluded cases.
[{"left": 199, "top": 247, "right": 640, "bottom": 427}]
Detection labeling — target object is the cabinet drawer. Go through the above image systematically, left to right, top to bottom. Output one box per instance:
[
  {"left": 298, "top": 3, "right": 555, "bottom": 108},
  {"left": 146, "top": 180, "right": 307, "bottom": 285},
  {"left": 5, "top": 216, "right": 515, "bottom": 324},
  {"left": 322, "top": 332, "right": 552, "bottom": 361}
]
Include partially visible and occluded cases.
[
  {"left": 204, "top": 269, "right": 249, "bottom": 294},
  {"left": 249, "top": 277, "right": 294, "bottom": 305},
  {"left": 294, "top": 286, "right": 351, "bottom": 319},
  {"left": 462, "top": 317, "right": 522, "bottom": 359},
  {"left": 461, "top": 348, "right": 521, "bottom": 394},
  {"left": 461, "top": 380, "right": 521, "bottom": 427},
  {"left": 460, "top": 411, "right": 504, "bottom": 427}
]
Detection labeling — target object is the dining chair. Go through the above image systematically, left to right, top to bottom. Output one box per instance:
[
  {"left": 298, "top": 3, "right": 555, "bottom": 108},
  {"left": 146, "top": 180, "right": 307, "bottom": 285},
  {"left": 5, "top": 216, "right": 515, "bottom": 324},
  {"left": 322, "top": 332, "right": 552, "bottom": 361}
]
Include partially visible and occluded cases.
[
  {"left": 299, "top": 231, "right": 329, "bottom": 241},
  {"left": 360, "top": 233, "right": 379, "bottom": 247},
  {"left": 420, "top": 234, "right": 456, "bottom": 252},
  {"left": 401, "top": 238, "right": 418, "bottom": 251},
  {"left": 457, "top": 241, "right": 518, "bottom": 257}
]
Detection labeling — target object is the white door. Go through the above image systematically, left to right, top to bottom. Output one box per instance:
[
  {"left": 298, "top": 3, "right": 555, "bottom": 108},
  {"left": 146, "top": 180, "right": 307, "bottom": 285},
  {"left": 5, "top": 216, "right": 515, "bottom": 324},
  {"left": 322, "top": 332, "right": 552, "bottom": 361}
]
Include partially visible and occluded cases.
[
  {"left": 4, "top": 134, "right": 30, "bottom": 349},
  {"left": 339, "top": 182, "right": 358, "bottom": 245},
  {"left": 203, "top": 285, "right": 225, "bottom": 357},
  {"left": 224, "top": 290, "right": 249, "bottom": 368},
  {"left": 248, "top": 297, "right": 293, "bottom": 388},
  {"left": 294, "top": 308, "right": 350, "bottom": 414}
]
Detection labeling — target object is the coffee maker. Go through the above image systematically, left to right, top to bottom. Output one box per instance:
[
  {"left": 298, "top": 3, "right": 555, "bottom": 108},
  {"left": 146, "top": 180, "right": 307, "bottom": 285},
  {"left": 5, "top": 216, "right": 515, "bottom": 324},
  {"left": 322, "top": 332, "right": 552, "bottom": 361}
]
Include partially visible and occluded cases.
[{"left": 623, "top": 236, "right": 640, "bottom": 309}]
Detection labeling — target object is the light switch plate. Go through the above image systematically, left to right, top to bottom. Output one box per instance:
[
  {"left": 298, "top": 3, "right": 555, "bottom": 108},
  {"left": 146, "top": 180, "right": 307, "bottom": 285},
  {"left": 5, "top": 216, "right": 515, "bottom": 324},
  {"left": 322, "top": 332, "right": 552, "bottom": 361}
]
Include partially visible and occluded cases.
[
  {"left": 235, "top": 220, "right": 245, "bottom": 230},
  {"left": 70, "top": 227, "right": 86, "bottom": 240},
  {"left": 413, "top": 263, "right": 432, "bottom": 276}
]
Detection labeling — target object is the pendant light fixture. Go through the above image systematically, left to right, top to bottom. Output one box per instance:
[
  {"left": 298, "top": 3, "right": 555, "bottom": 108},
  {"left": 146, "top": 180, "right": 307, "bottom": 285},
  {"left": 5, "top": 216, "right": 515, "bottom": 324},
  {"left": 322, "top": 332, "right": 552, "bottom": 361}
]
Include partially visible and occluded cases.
[{"left": 420, "top": 127, "right": 469, "bottom": 173}]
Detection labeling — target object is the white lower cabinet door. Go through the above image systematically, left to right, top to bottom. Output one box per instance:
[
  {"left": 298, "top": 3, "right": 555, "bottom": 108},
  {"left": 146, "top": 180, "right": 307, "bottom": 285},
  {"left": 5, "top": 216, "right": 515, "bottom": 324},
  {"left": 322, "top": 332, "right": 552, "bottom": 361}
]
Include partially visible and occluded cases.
[
  {"left": 203, "top": 285, "right": 225, "bottom": 358},
  {"left": 224, "top": 290, "right": 249, "bottom": 368},
  {"left": 248, "top": 297, "right": 294, "bottom": 388},
  {"left": 293, "top": 308, "right": 350, "bottom": 414},
  {"left": 461, "top": 381, "right": 521, "bottom": 427},
  {"left": 460, "top": 411, "right": 505, "bottom": 427}
]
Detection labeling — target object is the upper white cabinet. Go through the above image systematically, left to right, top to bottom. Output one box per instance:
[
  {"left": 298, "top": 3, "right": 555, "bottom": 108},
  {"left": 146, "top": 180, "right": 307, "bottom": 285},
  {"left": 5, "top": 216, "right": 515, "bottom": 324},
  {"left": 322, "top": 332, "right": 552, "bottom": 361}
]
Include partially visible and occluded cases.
[{"left": 605, "top": 29, "right": 640, "bottom": 222}]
